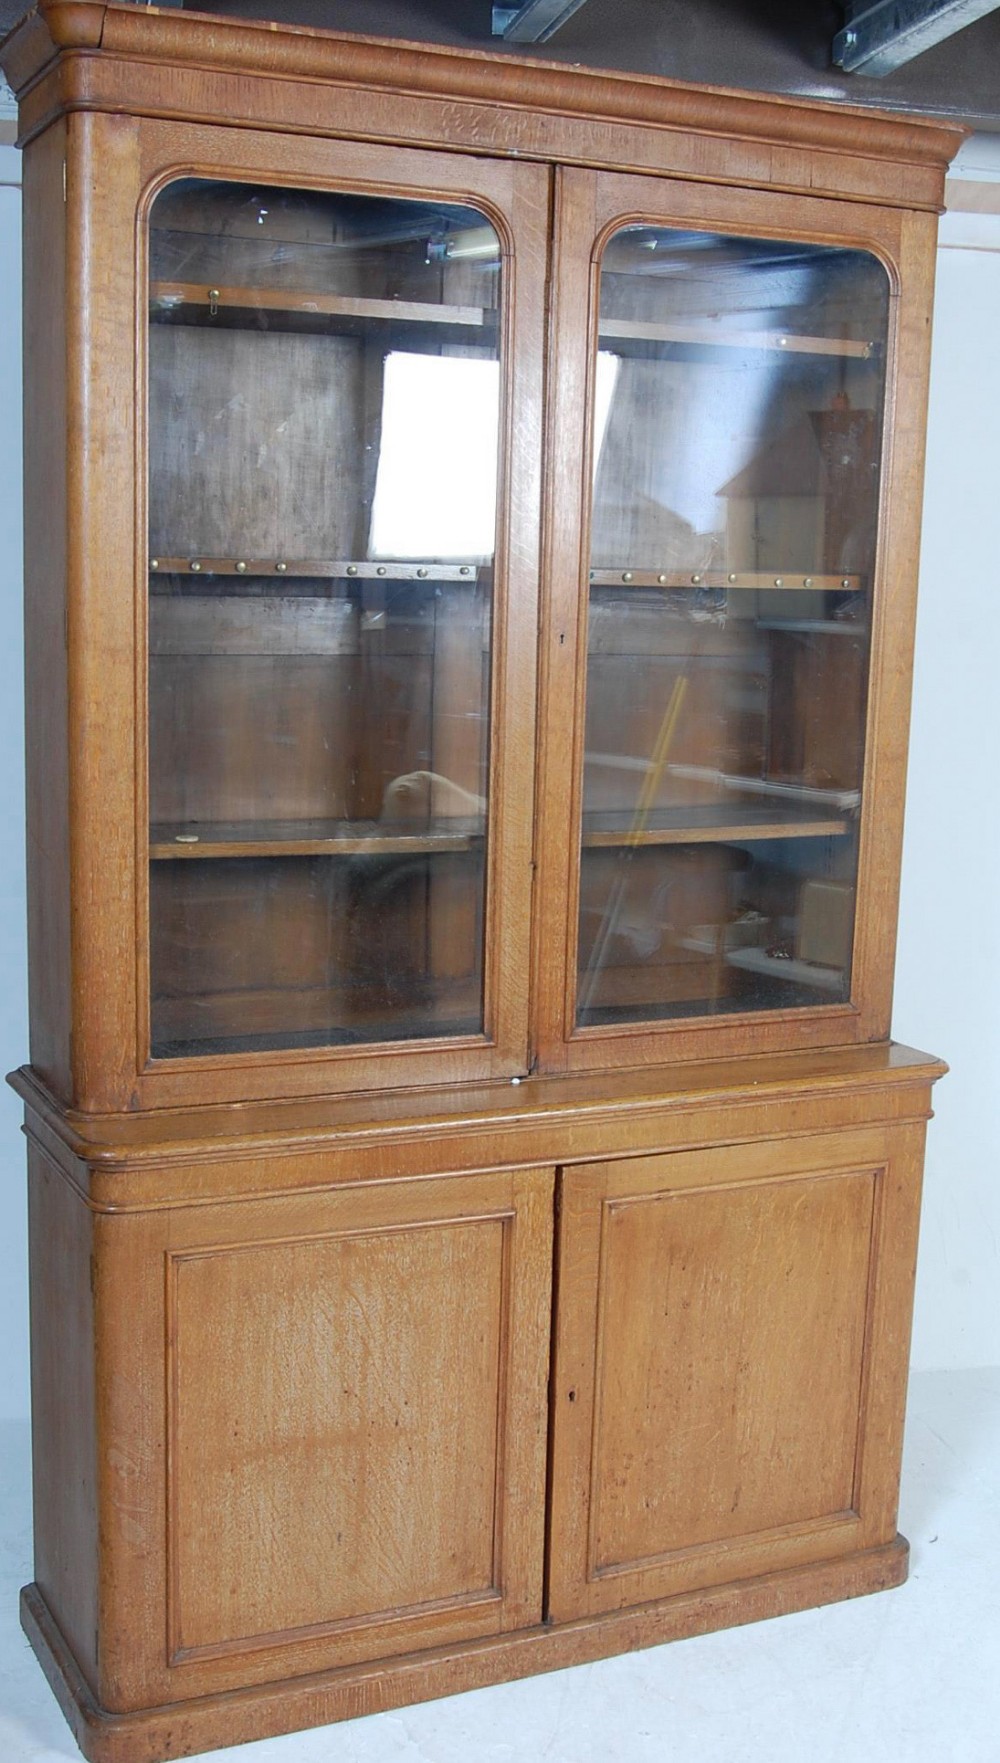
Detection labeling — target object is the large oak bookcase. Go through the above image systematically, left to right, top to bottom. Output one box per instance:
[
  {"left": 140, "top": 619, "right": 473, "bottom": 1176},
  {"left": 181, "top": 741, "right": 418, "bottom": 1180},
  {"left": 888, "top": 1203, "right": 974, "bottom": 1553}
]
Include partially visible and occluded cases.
[{"left": 0, "top": 4, "right": 958, "bottom": 1759}]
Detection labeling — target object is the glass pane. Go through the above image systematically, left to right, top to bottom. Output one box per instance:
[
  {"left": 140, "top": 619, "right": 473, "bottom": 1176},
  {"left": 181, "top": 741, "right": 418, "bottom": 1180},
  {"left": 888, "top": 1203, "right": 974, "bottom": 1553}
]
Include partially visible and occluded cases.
[
  {"left": 147, "top": 180, "right": 500, "bottom": 1057},
  {"left": 577, "top": 228, "right": 889, "bottom": 1028}
]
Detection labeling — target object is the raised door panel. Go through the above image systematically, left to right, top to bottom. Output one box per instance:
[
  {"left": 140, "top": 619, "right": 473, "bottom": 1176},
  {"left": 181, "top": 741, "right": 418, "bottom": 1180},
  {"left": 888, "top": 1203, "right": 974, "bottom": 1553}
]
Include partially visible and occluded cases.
[
  {"left": 548, "top": 1125, "right": 924, "bottom": 1621},
  {"left": 96, "top": 1166, "right": 553, "bottom": 1709}
]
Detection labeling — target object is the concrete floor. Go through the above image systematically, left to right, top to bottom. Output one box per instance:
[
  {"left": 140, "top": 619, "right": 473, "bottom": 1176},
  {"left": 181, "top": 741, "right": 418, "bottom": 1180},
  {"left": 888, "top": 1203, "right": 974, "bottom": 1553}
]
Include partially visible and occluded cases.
[{"left": 2, "top": 1366, "right": 998, "bottom": 1763}]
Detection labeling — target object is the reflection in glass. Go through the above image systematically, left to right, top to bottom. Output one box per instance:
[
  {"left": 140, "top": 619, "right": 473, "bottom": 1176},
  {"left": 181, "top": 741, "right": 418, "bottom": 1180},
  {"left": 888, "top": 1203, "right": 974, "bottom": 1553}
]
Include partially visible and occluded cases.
[
  {"left": 146, "top": 180, "right": 501, "bottom": 1057},
  {"left": 577, "top": 228, "right": 889, "bottom": 1028}
]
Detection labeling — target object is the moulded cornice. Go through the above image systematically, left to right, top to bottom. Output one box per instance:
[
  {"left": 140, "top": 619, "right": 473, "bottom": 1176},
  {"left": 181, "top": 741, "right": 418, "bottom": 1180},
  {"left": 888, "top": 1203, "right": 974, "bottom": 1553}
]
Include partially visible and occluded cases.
[{"left": 0, "top": 0, "right": 966, "bottom": 181}]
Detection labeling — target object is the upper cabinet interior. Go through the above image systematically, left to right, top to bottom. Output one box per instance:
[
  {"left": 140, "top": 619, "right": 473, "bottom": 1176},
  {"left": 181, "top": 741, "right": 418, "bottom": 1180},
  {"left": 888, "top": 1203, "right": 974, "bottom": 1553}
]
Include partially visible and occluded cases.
[
  {"left": 146, "top": 178, "right": 504, "bottom": 1061},
  {"left": 574, "top": 226, "right": 890, "bottom": 1032}
]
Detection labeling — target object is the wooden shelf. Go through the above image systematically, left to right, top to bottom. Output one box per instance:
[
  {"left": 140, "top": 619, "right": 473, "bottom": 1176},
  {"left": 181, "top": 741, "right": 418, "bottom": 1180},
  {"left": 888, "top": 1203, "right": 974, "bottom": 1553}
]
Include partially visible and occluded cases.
[
  {"left": 149, "top": 282, "right": 496, "bottom": 337},
  {"left": 149, "top": 287, "right": 868, "bottom": 360},
  {"left": 149, "top": 287, "right": 867, "bottom": 359},
  {"left": 598, "top": 317, "right": 874, "bottom": 359},
  {"left": 149, "top": 558, "right": 487, "bottom": 581},
  {"left": 588, "top": 569, "right": 864, "bottom": 591},
  {"left": 757, "top": 619, "right": 867, "bottom": 636},
  {"left": 666, "top": 767, "right": 861, "bottom": 812},
  {"left": 581, "top": 802, "right": 850, "bottom": 847},
  {"left": 149, "top": 818, "right": 485, "bottom": 860},
  {"left": 677, "top": 937, "right": 846, "bottom": 993},
  {"left": 723, "top": 946, "right": 846, "bottom": 991}
]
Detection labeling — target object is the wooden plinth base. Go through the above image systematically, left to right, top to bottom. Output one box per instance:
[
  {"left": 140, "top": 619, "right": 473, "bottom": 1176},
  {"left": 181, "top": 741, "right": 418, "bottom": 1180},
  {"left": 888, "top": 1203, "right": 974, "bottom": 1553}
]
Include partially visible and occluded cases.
[{"left": 22, "top": 1538, "right": 909, "bottom": 1763}]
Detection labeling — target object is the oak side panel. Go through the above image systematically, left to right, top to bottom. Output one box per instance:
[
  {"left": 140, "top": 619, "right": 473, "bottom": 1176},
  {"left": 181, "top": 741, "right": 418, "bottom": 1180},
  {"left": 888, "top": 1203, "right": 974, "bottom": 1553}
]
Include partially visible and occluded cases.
[
  {"left": 64, "top": 108, "right": 143, "bottom": 1110},
  {"left": 21, "top": 118, "right": 72, "bottom": 1098},
  {"left": 854, "top": 1117, "right": 930, "bottom": 1544},
  {"left": 548, "top": 1125, "right": 918, "bottom": 1620},
  {"left": 26, "top": 1141, "right": 99, "bottom": 1692}
]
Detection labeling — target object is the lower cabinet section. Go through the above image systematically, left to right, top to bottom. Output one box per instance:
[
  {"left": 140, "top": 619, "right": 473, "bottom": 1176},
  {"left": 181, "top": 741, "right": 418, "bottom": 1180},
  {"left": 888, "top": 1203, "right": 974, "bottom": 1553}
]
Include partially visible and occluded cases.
[{"left": 22, "top": 1079, "right": 934, "bottom": 1761}]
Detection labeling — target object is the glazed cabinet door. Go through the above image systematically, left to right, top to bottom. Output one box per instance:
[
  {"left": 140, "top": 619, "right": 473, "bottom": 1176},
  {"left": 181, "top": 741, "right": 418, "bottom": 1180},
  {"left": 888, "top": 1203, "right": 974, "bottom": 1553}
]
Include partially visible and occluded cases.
[
  {"left": 42, "top": 113, "right": 549, "bottom": 1111},
  {"left": 140, "top": 131, "right": 548, "bottom": 1101},
  {"left": 535, "top": 167, "right": 936, "bottom": 1073},
  {"left": 547, "top": 1125, "right": 925, "bottom": 1621},
  {"left": 91, "top": 1164, "right": 553, "bottom": 1711}
]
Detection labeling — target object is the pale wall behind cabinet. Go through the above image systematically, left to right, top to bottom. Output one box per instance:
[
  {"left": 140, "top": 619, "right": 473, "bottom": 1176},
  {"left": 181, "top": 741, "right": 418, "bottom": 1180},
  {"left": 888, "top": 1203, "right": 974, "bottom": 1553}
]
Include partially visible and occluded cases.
[{"left": 896, "top": 134, "right": 1000, "bottom": 1371}]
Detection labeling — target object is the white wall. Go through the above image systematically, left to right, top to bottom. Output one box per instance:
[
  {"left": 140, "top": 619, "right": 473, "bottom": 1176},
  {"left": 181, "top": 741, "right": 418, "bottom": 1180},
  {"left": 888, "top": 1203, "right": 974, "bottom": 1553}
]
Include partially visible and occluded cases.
[
  {"left": 896, "top": 136, "right": 1000, "bottom": 1370},
  {"left": 0, "top": 139, "right": 996, "bottom": 1418}
]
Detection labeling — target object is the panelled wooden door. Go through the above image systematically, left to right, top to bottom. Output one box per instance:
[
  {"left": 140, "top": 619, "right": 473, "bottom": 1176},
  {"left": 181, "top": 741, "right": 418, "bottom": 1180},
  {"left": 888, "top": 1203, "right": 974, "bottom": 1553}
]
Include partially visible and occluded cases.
[
  {"left": 547, "top": 1125, "right": 925, "bottom": 1621},
  {"left": 94, "top": 1165, "right": 554, "bottom": 1709}
]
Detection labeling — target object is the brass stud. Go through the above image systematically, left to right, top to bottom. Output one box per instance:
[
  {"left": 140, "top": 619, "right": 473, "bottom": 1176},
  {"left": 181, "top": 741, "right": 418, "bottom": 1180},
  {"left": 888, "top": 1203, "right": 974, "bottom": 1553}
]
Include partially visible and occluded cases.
[
  {"left": 149, "top": 558, "right": 159, "bottom": 571},
  {"left": 189, "top": 560, "right": 202, "bottom": 572},
  {"left": 235, "top": 560, "right": 248, "bottom": 573},
  {"left": 275, "top": 561, "right": 288, "bottom": 574},
  {"left": 347, "top": 565, "right": 358, "bottom": 577},
  {"left": 376, "top": 566, "right": 387, "bottom": 577},
  {"left": 460, "top": 566, "right": 471, "bottom": 576},
  {"left": 417, "top": 568, "right": 429, "bottom": 579},
  {"left": 622, "top": 571, "right": 633, "bottom": 583},
  {"left": 657, "top": 573, "right": 667, "bottom": 585},
  {"left": 691, "top": 573, "right": 702, "bottom": 585},
  {"left": 728, "top": 573, "right": 737, "bottom": 584},
  {"left": 774, "top": 577, "right": 783, "bottom": 587},
  {"left": 803, "top": 577, "right": 813, "bottom": 588},
  {"left": 841, "top": 577, "right": 852, "bottom": 589}
]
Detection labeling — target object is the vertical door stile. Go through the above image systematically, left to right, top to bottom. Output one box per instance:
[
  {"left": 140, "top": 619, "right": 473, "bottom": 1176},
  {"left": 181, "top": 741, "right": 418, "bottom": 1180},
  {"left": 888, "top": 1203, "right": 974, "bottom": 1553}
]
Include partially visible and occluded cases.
[{"left": 532, "top": 167, "right": 600, "bottom": 1074}]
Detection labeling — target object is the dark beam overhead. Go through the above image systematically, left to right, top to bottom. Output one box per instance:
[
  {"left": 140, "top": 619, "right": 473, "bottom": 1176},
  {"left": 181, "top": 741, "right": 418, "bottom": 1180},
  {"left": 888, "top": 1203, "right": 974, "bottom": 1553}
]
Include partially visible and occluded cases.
[
  {"left": 492, "top": 0, "right": 592, "bottom": 40},
  {"left": 834, "top": 0, "right": 1000, "bottom": 74}
]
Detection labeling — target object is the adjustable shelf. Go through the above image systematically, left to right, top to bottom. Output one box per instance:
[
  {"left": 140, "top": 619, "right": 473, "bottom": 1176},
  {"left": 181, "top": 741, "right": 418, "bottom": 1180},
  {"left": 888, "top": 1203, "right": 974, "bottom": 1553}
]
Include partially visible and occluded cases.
[
  {"left": 149, "top": 282, "right": 496, "bottom": 340},
  {"left": 147, "top": 283, "right": 870, "bottom": 362},
  {"left": 597, "top": 317, "right": 874, "bottom": 359},
  {"left": 148, "top": 558, "right": 487, "bottom": 581},
  {"left": 588, "top": 569, "right": 864, "bottom": 591},
  {"left": 756, "top": 619, "right": 867, "bottom": 636},
  {"left": 581, "top": 801, "right": 850, "bottom": 848},
  {"left": 149, "top": 818, "right": 485, "bottom": 860},
  {"left": 678, "top": 936, "right": 846, "bottom": 992},
  {"left": 721, "top": 946, "right": 846, "bottom": 991}
]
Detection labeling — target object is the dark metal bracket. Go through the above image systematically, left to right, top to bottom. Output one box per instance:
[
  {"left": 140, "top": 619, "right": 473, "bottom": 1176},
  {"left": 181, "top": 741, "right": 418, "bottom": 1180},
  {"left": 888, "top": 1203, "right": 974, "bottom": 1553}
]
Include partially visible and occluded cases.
[
  {"left": 492, "top": 0, "right": 592, "bottom": 43},
  {"left": 833, "top": 0, "right": 1000, "bottom": 75}
]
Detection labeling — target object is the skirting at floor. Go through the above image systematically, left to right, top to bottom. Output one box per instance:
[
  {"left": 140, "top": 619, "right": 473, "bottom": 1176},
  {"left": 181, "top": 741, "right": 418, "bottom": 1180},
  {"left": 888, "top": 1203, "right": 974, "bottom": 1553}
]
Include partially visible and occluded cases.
[{"left": 1, "top": 1366, "right": 998, "bottom": 1763}]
